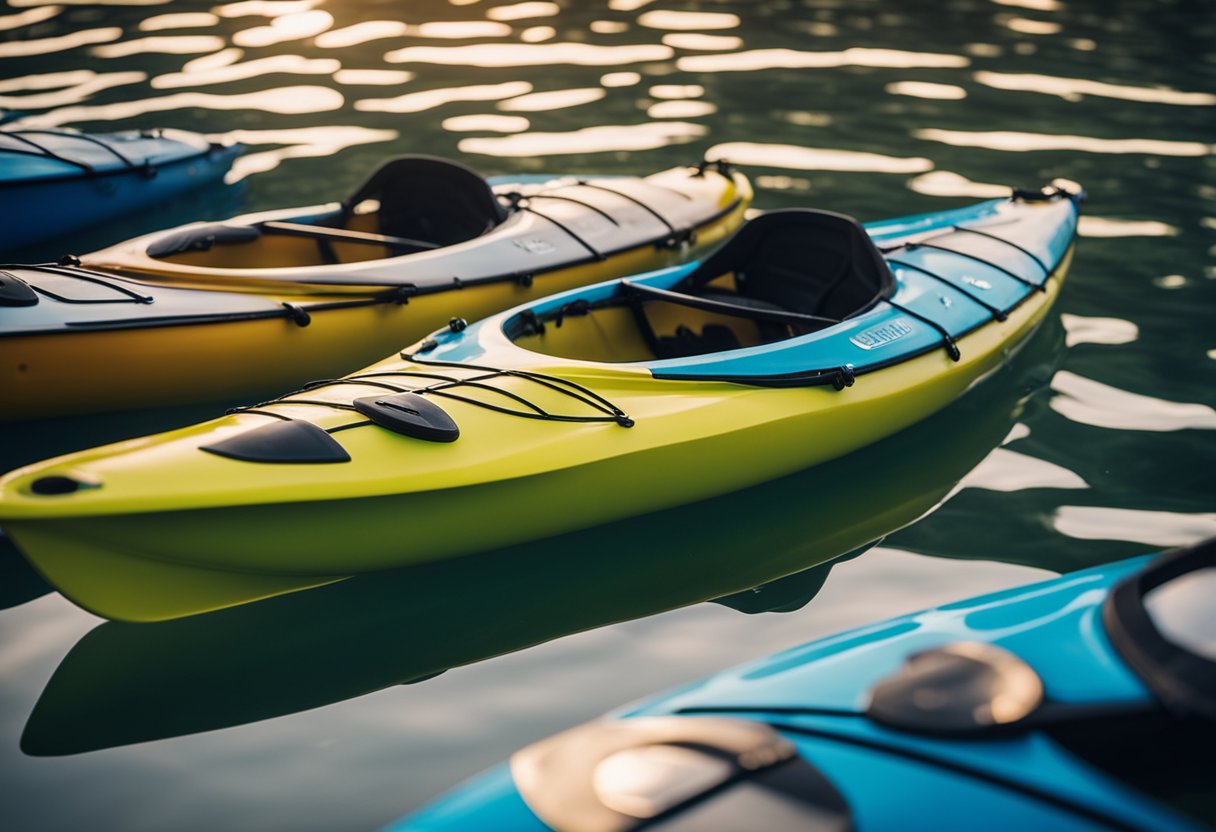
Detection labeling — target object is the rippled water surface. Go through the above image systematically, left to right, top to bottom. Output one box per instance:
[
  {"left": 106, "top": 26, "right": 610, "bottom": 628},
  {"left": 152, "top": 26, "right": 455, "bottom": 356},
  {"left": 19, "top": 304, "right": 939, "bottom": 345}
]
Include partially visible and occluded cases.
[{"left": 1, "top": 1, "right": 1213, "bottom": 829}]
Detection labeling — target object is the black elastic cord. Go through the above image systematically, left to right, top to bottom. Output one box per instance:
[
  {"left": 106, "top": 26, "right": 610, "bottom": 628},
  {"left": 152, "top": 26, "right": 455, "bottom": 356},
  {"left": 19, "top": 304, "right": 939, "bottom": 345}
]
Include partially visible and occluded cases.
[
  {"left": 5, "top": 129, "right": 140, "bottom": 172},
  {"left": 575, "top": 180, "right": 679, "bottom": 235},
  {"left": 522, "top": 193, "right": 620, "bottom": 226},
  {"left": 517, "top": 203, "right": 604, "bottom": 261},
  {"left": 951, "top": 225, "right": 1050, "bottom": 276},
  {"left": 904, "top": 242, "right": 1045, "bottom": 293},
  {"left": 886, "top": 258, "right": 1008, "bottom": 322},
  {"left": 2, "top": 261, "right": 154, "bottom": 304},
  {"left": 887, "top": 300, "right": 961, "bottom": 361},
  {"left": 401, "top": 355, "right": 633, "bottom": 425},
  {"left": 227, "top": 359, "right": 634, "bottom": 429},
  {"left": 326, "top": 420, "right": 373, "bottom": 433}
]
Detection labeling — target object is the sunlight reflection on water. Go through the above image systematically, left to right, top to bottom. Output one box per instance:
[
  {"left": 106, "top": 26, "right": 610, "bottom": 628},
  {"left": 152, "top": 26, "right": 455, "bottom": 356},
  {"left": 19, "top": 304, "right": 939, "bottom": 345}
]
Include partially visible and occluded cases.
[{"left": 0, "top": 1, "right": 1213, "bottom": 827}]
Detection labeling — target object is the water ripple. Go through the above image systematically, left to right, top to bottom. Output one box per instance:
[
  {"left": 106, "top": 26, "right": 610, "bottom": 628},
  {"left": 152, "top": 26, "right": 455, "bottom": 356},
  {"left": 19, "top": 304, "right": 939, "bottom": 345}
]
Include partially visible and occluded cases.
[
  {"left": 7, "top": 0, "right": 170, "bottom": 5},
  {"left": 992, "top": 0, "right": 1061, "bottom": 10},
  {"left": 213, "top": 1, "right": 319, "bottom": 18},
  {"left": 486, "top": 2, "right": 561, "bottom": 22},
  {"left": 0, "top": 5, "right": 61, "bottom": 32},
  {"left": 232, "top": 10, "right": 332, "bottom": 48},
  {"left": 637, "top": 10, "right": 741, "bottom": 31},
  {"left": 138, "top": 13, "right": 221, "bottom": 32},
  {"left": 1001, "top": 17, "right": 1062, "bottom": 36},
  {"left": 314, "top": 21, "right": 406, "bottom": 49},
  {"left": 410, "top": 22, "right": 513, "bottom": 39},
  {"left": 520, "top": 26, "right": 556, "bottom": 43},
  {"left": 0, "top": 27, "right": 121, "bottom": 59},
  {"left": 661, "top": 34, "right": 743, "bottom": 51},
  {"left": 92, "top": 36, "right": 226, "bottom": 59},
  {"left": 384, "top": 43, "right": 674, "bottom": 67},
  {"left": 678, "top": 47, "right": 969, "bottom": 72},
  {"left": 181, "top": 48, "right": 243, "bottom": 72},
  {"left": 152, "top": 55, "right": 341, "bottom": 90},
  {"left": 332, "top": 69, "right": 414, "bottom": 86},
  {"left": 0, "top": 71, "right": 146, "bottom": 109},
  {"left": 975, "top": 71, "right": 1216, "bottom": 106},
  {"left": 601, "top": 72, "right": 641, "bottom": 87},
  {"left": 355, "top": 81, "right": 533, "bottom": 114},
  {"left": 886, "top": 81, "right": 967, "bottom": 100},
  {"left": 650, "top": 84, "right": 704, "bottom": 99},
  {"left": 22, "top": 85, "right": 345, "bottom": 128},
  {"left": 498, "top": 88, "right": 606, "bottom": 113},
  {"left": 647, "top": 100, "right": 717, "bottom": 119},
  {"left": 442, "top": 114, "right": 530, "bottom": 134},
  {"left": 458, "top": 121, "right": 706, "bottom": 157},
  {"left": 216, "top": 125, "right": 399, "bottom": 183},
  {"left": 915, "top": 128, "right": 1213, "bottom": 156},
  {"left": 706, "top": 141, "right": 933, "bottom": 174},
  {"left": 907, "top": 170, "right": 1008, "bottom": 198},
  {"left": 1076, "top": 217, "right": 1180, "bottom": 238},
  {"left": 1059, "top": 314, "right": 1139, "bottom": 348},
  {"left": 1050, "top": 371, "right": 1216, "bottom": 431},
  {"left": 958, "top": 448, "right": 1088, "bottom": 492},
  {"left": 1053, "top": 507, "right": 1216, "bottom": 548}
]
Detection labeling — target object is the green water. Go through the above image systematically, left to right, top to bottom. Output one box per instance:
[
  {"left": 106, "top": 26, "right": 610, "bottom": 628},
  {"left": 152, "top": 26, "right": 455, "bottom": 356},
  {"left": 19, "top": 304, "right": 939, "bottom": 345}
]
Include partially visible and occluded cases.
[{"left": 1, "top": 0, "right": 1213, "bottom": 829}]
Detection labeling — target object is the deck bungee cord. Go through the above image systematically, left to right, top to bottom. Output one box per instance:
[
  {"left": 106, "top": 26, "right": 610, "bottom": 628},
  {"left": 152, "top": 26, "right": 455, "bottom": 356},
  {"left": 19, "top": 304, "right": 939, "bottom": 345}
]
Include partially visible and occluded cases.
[
  {"left": 1, "top": 128, "right": 145, "bottom": 175},
  {"left": 878, "top": 220, "right": 1055, "bottom": 293},
  {"left": 885, "top": 257, "right": 1009, "bottom": 322},
  {"left": 0, "top": 260, "right": 154, "bottom": 304},
  {"left": 223, "top": 355, "right": 635, "bottom": 445}
]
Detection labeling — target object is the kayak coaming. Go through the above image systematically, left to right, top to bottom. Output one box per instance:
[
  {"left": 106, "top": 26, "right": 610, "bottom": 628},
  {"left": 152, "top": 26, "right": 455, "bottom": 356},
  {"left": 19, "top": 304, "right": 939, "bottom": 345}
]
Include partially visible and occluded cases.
[
  {"left": 0, "top": 167, "right": 751, "bottom": 421},
  {"left": 1, "top": 248, "right": 1068, "bottom": 620}
]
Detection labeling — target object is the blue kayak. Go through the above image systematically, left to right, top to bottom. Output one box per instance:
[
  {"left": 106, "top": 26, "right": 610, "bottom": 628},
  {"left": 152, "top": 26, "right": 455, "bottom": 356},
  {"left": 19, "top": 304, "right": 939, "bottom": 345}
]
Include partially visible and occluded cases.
[
  {"left": 0, "top": 126, "right": 241, "bottom": 252},
  {"left": 391, "top": 540, "right": 1216, "bottom": 832}
]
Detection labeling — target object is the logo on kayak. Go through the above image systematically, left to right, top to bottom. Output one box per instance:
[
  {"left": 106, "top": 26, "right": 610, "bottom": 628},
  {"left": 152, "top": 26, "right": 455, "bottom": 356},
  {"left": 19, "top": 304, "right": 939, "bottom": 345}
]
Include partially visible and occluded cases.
[
  {"left": 514, "top": 238, "right": 557, "bottom": 254},
  {"left": 850, "top": 319, "right": 913, "bottom": 350}
]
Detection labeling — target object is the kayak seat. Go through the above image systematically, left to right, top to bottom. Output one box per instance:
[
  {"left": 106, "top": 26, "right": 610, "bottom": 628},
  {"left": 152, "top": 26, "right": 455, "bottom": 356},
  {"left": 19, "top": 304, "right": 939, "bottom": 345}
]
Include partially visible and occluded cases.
[
  {"left": 344, "top": 155, "right": 508, "bottom": 248},
  {"left": 679, "top": 209, "right": 894, "bottom": 322},
  {"left": 510, "top": 210, "right": 894, "bottom": 364}
]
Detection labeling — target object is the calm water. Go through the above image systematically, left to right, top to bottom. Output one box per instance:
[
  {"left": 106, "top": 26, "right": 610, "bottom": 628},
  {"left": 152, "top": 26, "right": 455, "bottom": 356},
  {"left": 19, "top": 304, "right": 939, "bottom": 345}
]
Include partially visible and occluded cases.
[{"left": 1, "top": 0, "right": 1214, "bottom": 829}]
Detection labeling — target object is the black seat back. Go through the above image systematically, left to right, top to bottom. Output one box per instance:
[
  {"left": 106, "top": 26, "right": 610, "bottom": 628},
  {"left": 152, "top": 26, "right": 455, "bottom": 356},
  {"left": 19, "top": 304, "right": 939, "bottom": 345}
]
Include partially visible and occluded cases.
[
  {"left": 345, "top": 155, "right": 508, "bottom": 247},
  {"left": 682, "top": 209, "right": 893, "bottom": 320}
]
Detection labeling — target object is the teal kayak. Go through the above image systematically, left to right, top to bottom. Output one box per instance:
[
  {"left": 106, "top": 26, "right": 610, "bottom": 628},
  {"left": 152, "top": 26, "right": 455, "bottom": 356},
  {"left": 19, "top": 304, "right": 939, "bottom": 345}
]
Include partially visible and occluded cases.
[
  {"left": 0, "top": 126, "right": 240, "bottom": 252},
  {"left": 391, "top": 541, "right": 1215, "bottom": 832}
]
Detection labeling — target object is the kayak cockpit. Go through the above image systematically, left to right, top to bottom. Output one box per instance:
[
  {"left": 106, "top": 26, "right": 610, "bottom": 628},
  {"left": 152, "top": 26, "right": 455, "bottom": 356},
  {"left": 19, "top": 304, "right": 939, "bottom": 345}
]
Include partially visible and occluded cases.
[
  {"left": 145, "top": 156, "right": 510, "bottom": 269},
  {"left": 508, "top": 209, "right": 894, "bottom": 362}
]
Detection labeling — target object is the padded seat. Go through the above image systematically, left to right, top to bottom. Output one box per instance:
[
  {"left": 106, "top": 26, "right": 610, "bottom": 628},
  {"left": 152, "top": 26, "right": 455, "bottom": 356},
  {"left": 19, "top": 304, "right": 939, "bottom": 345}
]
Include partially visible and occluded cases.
[
  {"left": 344, "top": 155, "right": 508, "bottom": 247},
  {"left": 678, "top": 209, "right": 894, "bottom": 321}
]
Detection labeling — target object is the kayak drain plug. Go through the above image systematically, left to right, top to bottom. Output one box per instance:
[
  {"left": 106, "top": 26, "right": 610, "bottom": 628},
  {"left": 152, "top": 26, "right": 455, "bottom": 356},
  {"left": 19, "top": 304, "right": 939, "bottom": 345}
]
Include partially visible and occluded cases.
[{"left": 29, "top": 476, "right": 91, "bottom": 496}]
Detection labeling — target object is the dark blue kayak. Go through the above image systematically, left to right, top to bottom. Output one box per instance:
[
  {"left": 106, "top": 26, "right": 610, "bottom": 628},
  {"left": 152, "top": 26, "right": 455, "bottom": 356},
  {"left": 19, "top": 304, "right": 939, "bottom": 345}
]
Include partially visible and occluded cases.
[
  {"left": 0, "top": 126, "right": 240, "bottom": 253},
  {"left": 390, "top": 540, "right": 1216, "bottom": 832}
]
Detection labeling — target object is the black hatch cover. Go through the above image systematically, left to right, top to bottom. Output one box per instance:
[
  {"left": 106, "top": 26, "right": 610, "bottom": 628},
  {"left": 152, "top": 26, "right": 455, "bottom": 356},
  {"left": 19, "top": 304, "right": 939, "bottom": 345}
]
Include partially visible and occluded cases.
[
  {"left": 0, "top": 271, "right": 39, "bottom": 307},
  {"left": 352, "top": 392, "right": 459, "bottom": 442},
  {"left": 200, "top": 420, "right": 351, "bottom": 464}
]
